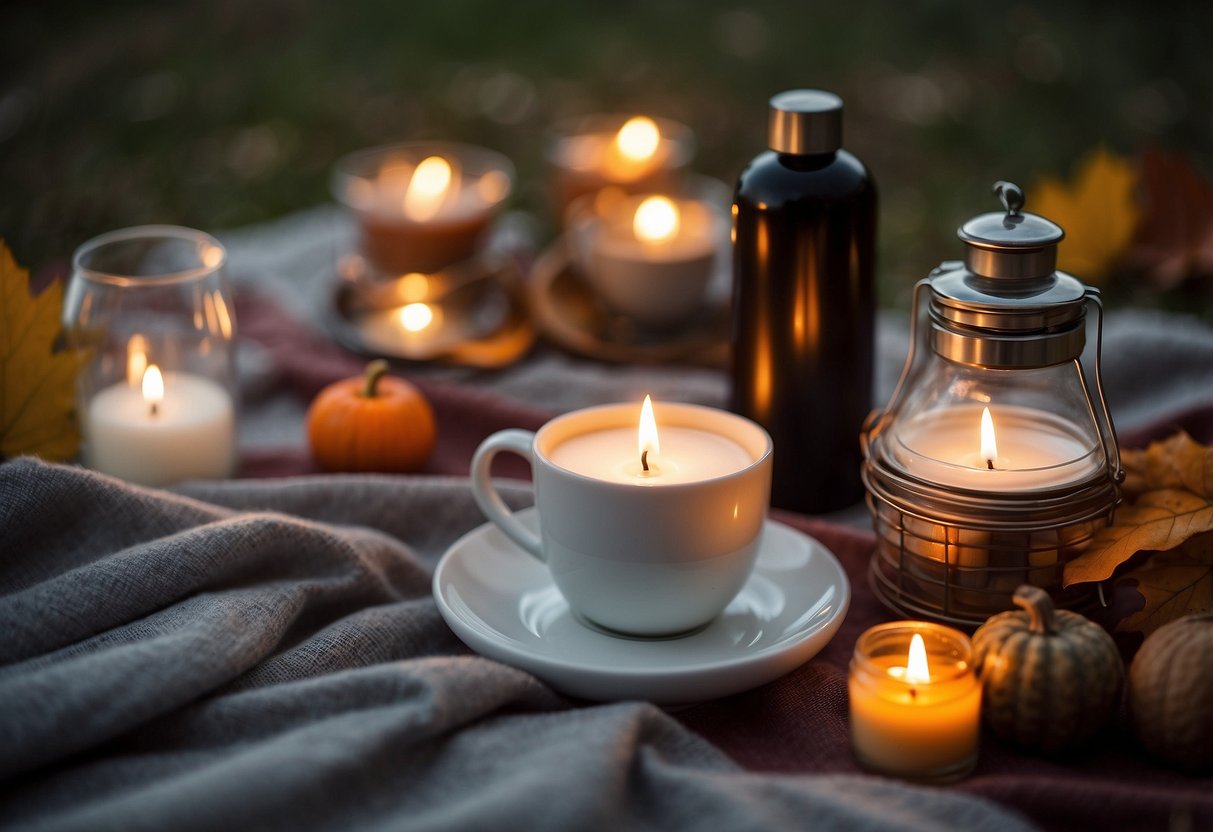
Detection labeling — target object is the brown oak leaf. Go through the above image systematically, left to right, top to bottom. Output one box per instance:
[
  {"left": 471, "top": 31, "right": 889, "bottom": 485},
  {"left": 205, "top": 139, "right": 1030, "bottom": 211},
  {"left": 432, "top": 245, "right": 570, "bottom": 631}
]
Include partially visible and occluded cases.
[
  {"left": 1127, "top": 147, "right": 1213, "bottom": 290},
  {"left": 1116, "top": 532, "right": 1213, "bottom": 636}
]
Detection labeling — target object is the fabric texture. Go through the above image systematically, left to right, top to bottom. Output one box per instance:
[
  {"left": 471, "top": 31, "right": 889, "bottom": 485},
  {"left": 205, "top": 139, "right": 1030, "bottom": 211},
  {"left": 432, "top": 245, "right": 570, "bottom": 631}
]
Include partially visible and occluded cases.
[{"left": 1, "top": 459, "right": 1034, "bottom": 832}]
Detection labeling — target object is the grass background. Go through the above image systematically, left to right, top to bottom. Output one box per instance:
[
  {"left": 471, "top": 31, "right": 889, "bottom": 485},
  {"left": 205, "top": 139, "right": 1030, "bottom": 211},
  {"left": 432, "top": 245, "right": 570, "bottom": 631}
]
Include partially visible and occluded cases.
[{"left": 3, "top": 0, "right": 1210, "bottom": 311}]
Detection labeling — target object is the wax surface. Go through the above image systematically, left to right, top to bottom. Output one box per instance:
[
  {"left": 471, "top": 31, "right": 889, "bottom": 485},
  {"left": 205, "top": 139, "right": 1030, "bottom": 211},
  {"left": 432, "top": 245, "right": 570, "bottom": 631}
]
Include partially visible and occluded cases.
[
  {"left": 85, "top": 373, "right": 235, "bottom": 487},
  {"left": 892, "top": 403, "right": 1103, "bottom": 492},
  {"left": 548, "top": 426, "right": 753, "bottom": 484}
]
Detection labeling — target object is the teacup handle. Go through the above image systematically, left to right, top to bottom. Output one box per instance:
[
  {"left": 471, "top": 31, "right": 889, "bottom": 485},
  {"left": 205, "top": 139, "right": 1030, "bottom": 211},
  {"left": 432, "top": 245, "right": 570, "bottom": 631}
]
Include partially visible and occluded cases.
[{"left": 470, "top": 429, "right": 544, "bottom": 562}]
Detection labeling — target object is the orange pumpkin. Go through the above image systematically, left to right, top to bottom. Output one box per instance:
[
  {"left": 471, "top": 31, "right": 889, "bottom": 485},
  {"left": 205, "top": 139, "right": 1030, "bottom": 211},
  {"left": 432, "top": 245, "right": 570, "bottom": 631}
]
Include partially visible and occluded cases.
[{"left": 307, "top": 359, "right": 436, "bottom": 473}]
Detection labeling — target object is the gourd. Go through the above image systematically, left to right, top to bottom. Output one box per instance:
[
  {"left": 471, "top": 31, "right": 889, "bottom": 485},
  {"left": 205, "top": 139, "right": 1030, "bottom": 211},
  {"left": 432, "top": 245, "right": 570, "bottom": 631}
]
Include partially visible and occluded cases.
[
  {"left": 307, "top": 359, "right": 436, "bottom": 473},
  {"left": 971, "top": 585, "right": 1123, "bottom": 753},
  {"left": 1128, "top": 611, "right": 1213, "bottom": 769}
]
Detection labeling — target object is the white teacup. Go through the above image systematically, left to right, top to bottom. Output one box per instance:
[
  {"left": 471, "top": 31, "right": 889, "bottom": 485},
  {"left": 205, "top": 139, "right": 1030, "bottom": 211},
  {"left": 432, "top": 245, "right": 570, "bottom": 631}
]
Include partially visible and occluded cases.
[{"left": 471, "top": 402, "right": 773, "bottom": 637}]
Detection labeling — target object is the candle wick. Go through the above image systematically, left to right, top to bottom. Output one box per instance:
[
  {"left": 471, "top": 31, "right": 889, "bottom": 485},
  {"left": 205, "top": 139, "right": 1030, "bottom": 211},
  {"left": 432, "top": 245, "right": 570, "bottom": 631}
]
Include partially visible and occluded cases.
[
  {"left": 150, "top": 402, "right": 159, "bottom": 418},
  {"left": 641, "top": 449, "right": 649, "bottom": 472},
  {"left": 986, "top": 458, "right": 994, "bottom": 470},
  {"left": 909, "top": 687, "right": 917, "bottom": 700}
]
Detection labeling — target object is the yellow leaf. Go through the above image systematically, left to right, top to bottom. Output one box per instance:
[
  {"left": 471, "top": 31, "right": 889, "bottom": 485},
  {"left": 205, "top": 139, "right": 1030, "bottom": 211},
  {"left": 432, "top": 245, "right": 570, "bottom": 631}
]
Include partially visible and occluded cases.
[
  {"left": 1031, "top": 148, "right": 1140, "bottom": 283},
  {"left": 0, "top": 241, "right": 89, "bottom": 461},
  {"left": 1064, "top": 431, "right": 1213, "bottom": 587},
  {"left": 1117, "top": 533, "right": 1213, "bottom": 636}
]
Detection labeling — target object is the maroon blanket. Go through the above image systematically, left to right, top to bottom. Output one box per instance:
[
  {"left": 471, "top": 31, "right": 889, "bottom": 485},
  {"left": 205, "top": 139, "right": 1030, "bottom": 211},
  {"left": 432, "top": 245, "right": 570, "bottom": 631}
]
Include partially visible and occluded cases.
[{"left": 236, "top": 291, "right": 1213, "bottom": 831}]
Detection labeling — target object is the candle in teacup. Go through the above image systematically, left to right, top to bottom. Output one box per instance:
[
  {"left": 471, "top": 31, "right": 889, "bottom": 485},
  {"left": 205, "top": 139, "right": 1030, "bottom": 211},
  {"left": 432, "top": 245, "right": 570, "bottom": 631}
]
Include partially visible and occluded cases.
[
  {"left": 548, "top": 114, "right": 694, "bottom": 220},
  {"left": 333, "top": 142, "right": 513, "bottom": 275},
  {"left": 580, "top": 194, "right": 722, "bottom": 328},
  {"left": 85, "top": 363, "right": 236, "bottom": 487},
  {"left": 549, "top": 395, "right": 752, "bottom": 484},
  {"left": 891, "top": 404, "right": 1104, "bottom": 493},
  {"left": 849, "top": 621, "right": 982, "bottom": 782}
]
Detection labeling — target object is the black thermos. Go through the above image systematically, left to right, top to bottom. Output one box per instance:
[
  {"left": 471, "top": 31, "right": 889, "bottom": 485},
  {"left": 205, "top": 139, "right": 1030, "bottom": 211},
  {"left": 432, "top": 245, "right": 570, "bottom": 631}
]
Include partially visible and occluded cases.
[{"left": 730, "top": 90, "right": 877, "bottom": 513}]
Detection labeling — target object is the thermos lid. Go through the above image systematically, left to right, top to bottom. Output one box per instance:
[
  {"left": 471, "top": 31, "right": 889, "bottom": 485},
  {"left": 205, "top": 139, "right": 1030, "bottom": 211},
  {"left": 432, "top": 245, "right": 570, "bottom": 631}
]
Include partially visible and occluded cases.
[
  {"left": 768, "top": 90, "right": 842, "bottom": 154},
  {"left": 957, "top": 181, "right": 1065, "bottom": 280}
]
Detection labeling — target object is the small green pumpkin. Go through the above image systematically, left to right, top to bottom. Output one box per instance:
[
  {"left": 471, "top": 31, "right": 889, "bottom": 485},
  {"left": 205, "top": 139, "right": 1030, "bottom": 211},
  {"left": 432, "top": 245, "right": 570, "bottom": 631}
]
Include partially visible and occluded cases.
[
  {"left": 972, "top": 585, "right": 1124, "bottom": 753},
  {"left": 1129, "top": 611, "right": 1213, "bottom": 770}
]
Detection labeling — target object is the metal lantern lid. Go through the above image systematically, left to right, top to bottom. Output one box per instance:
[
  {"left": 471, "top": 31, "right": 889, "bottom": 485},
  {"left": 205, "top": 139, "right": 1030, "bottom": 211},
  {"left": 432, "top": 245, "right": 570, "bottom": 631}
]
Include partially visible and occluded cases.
[{"left": 928, "top": 181, "right": 1090, "bottom": 369}]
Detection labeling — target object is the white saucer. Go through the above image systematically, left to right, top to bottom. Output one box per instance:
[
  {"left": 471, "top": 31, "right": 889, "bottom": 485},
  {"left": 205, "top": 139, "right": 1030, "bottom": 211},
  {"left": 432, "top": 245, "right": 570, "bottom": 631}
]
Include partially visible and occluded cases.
[{"left": 432, "top": 509, "right": 850, "bottom": 704}]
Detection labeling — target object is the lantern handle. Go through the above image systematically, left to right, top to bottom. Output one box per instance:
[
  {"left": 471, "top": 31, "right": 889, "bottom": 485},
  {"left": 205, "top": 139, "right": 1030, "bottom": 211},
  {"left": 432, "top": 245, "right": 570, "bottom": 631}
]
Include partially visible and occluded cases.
[
  {"left": 863, "top": 275, "right": 934, "bottom": 451},
  {"left": 1084, "top": 289, "right": 1124, "bottom": 486}
]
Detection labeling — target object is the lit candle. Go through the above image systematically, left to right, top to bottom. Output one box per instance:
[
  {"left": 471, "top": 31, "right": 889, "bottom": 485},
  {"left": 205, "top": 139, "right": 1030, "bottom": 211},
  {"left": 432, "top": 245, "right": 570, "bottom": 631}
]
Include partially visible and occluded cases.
[
  {"left": 548, "top": 114, "right": 693, "bottom": 220},
  {"left": 333, "top": 143, "right": 513, "bottom": 274},
  {"left": 582, "top": 194, "right": 722, "bottom": 328},
  {"left": 84, "top": 363, "right": 236, "bottom": 487},
  {"left": 548, "top": 395, "right": 753, "bottom": 485},
  {"left": 890, "top": 403, "right": 1104, "bottom": 492},
  {"left": 849, "top": 621, "right": 982, "bottom": 782}
]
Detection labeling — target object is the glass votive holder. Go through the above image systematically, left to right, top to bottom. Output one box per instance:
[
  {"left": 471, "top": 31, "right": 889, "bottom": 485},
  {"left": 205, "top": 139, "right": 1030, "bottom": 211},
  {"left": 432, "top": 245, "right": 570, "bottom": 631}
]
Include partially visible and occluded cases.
[
  {"left": 546, "top": 114, "right": 695, "bottom": 223},
  {"left": 332, "top": 141, "right": 514, "bottom": 276},
  {"left": 563, "top": 176, "right": 730, "bottom": 330},
  {"left": 63, "top": 225, "right": 237, "bottom": 487},
  {"left": 848, "top": 621, "right": 981, "bottom": 783}
]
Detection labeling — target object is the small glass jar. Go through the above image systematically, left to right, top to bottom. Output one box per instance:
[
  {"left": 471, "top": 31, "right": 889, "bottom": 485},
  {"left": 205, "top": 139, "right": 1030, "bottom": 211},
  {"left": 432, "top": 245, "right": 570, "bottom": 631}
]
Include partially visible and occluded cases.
[
  {"left": 332, "top": 141, "right": 514, "bottom": 276},
  {"left": 63, "top": 225, "right": 237, "bottom": 487},
  {"left": 849, "top": 621, "right": 981, "bottom": 782}
]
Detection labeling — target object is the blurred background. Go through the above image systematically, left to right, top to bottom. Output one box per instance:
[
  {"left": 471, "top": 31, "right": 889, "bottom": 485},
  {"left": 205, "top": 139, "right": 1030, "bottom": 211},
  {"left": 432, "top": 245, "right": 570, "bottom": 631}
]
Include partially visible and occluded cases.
[{"left": 3, "top": 0, "right": 1211, "bottom": 315}]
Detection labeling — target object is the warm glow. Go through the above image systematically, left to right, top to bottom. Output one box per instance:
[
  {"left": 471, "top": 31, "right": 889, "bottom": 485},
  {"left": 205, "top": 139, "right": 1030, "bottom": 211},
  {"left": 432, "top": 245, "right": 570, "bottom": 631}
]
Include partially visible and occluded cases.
[
  {"left": 614, "top": 116, "right": 661, "bottom": 161},
  {"left": 403, "top": 156, "right": 453, "bottom": 221},
  {"left": 477, "top": 169, "right": 510, "bottom": 203},
  {"left": 633, "top": 196, "right": 680, "bottom": 243},
  {"left": 400, "top": 273, "right": 430, "bottom": 303},
  {"left": 399, "top": 302, "right": 435, "bottom": 332},
  {"left": 127, "top": 334, "right": 148, "bottom": 386},
  {"left": 142, "top": 365, "right": 164, "bottom": 412},
  {"left": 638, "top": 394, "right": 660, "bottom": 464},
  {"left": 980, "top": 406, "right": 998, "bottom": 466},
  {"left": 906, "top": 633, "right": 931, "bottom": 685}
]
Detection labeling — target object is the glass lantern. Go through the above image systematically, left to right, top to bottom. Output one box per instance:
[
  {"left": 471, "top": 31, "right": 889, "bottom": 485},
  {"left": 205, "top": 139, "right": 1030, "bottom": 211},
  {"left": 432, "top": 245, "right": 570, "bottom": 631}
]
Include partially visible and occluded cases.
[
  {"left": 862, "top": 183, "right": 1121, "bottom": 626},
  {"left": 63, "top": 225, "right": 238, "bottom": 487}
]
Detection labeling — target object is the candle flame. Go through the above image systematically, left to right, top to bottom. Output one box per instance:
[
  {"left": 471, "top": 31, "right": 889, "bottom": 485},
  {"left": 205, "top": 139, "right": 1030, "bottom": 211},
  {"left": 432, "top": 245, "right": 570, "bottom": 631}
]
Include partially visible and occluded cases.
[
  {"left": 615, "top": 116, "right": 660, "bottom": 162},
  {"left": 403, "top": 156, "right": 453, "bottom": 221},
  {"left": 633, "top": 196, "right": 680, "bottom": 243},
  {"left": 399, "top": 302, "right": 435, "bottom": 332},
  {"left": 127, "top": 334, "right": 148, "bottom": 387},
  {"left": 142, "top": 364, "right": 164, "bottom": 414},
  {"left": 638, "top": 394, "right": 660, "bottom": 466},
  {"left": 980, "top": 406, "right": 998, "bottom": 468},
  {"left": 906, "top": 633, "right": 931, "bottom": 685}
]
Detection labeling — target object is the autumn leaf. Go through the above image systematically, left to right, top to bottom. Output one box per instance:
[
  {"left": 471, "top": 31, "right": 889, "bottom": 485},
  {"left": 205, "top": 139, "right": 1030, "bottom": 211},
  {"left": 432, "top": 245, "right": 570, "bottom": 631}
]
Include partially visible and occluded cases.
[
  {"left": 1031, "top": 147, "right": 1140, "bottom": 284},
  {"left": 1127, "top": 147, "right": 1213, "bottom": 290},
  {"left": 0, "top": 241, "right": 89, "bottom": 461},
  {"left": 1065, "top": 432, "right": 1213, "bottom": 586},
  {"left": 1116, "top": 532, "right": 1213, "bottom": 636}
]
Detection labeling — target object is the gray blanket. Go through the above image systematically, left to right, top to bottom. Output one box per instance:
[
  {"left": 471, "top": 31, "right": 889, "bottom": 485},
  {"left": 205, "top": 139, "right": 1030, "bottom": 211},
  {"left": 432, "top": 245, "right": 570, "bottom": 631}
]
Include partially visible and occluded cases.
[{"left": 0, "top": 458, "right": 1031, "bottom": 831}]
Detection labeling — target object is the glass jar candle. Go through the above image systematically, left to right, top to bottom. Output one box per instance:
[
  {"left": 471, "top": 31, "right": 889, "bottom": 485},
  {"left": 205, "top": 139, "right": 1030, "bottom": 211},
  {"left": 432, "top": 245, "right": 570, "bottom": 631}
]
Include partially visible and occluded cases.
[
  {"left": 63, "top": 225, "right": 237, "bottom": 487},
  {"left": 849, "top": 621, "right": 981, "bottom": 782}
]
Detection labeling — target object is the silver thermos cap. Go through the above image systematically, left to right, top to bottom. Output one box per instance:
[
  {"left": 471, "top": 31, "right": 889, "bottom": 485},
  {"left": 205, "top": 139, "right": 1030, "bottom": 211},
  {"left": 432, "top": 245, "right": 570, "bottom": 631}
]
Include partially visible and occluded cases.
[{"left": 768, "top": 89, "right": 843, "bottom": 155}]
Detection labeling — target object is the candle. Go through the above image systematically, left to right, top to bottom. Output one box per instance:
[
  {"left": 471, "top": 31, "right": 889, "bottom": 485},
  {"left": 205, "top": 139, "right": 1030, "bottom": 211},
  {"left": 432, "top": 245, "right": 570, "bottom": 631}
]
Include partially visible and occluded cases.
[
  {"left": 548, "top": 114, "right": 694, "bottom": 221},
  {"left": 333, "top": 143, "right": 513, "bottom": 274},
  {"left": 575, "top": 194, "right": 722, "bottom": 328},
  {"left": 84, "top": 364, "right": 236, "bottom": 487},
  {"left": 548, "top": 395, "right": 752, "bottom": 484},
  {"left": 890, "top": 403, "right": 1104, "bottom": 492},
  {"left": 849, "top": 621, "right": 981, "bottom": 782}
]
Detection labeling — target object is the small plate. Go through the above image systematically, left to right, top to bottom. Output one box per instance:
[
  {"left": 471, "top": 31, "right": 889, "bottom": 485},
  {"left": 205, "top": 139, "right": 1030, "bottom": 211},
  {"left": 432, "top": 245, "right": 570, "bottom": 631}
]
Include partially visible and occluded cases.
[{"left": 433, "top": 508, "right": 850, "bottom": 704}]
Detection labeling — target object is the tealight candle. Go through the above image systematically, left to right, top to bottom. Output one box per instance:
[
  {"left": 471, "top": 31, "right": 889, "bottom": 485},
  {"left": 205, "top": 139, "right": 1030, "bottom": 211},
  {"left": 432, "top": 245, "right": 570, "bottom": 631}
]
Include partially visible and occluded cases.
[
  {"left": 547, "top": 114, "right": 694, "bottom": 221},
  {"left": 333, "top": 142, "right": 514, "bottom": 274},
  {"left": 574, "top": 193, "right": 723, "bottom": 328},
  {"left": 85, "top": 364, "right": 236, "bottom": 487},
  {"left": 890, "top": 403, "right": 1104, "bottom": 493},
  {"left": 849, "top": 621, "right": 981, "bottom": 782}
]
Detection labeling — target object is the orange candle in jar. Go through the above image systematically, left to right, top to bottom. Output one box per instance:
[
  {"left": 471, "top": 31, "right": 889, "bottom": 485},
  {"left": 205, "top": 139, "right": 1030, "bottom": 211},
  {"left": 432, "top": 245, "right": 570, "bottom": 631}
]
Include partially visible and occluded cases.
[{"left": 848, "top": 621, "right": 981, "bottom": 782}]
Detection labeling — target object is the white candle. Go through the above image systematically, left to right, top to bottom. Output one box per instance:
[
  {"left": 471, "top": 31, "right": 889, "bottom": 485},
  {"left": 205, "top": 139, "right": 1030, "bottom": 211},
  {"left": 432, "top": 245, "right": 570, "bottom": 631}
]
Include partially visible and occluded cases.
[
  {"left": 586, "top": 195, "right": 720, "bottom": 328},
  {"left": 85, "top": 367, "right": 236, "bottom": 487},
  {"left": 548, "top": 395, "right": 753, "bottom": 485},
  {"left": 890, "top": 403, "right": 1103, "bottom": 492}
]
